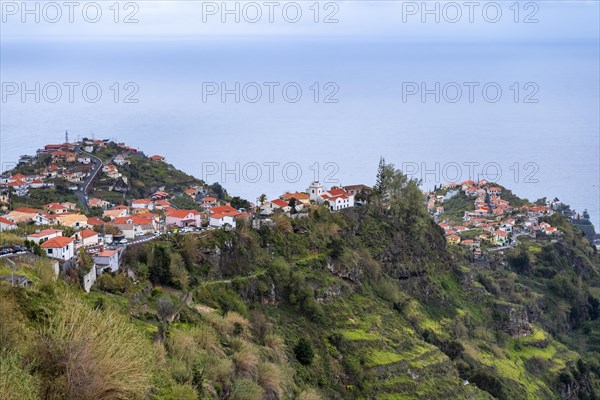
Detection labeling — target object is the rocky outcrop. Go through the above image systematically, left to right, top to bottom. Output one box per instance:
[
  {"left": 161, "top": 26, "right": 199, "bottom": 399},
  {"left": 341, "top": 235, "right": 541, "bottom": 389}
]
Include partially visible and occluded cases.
[
  {"left": 327, "top": 260, "right": 363, "bottom": 283},
  {"left": 316, "top": 284, "right": 345, "bottom": 302},
  {"left": 494, "top": 302, "right": 533, "bottom": 338},
  {"left": 557, "top": 360, "right": 596, "bottom": 400}
]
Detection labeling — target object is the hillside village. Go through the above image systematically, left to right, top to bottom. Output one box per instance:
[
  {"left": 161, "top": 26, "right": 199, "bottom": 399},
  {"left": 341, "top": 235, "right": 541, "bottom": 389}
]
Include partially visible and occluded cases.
[
  {"left": 1, "top": 138, "right": 597, "bottom": 292},
  {"left": 0, "top": 139, "right": 373, "bottom": 289},
  {"left": 426, "top": 180, "right": 572, "bottom": 258}
]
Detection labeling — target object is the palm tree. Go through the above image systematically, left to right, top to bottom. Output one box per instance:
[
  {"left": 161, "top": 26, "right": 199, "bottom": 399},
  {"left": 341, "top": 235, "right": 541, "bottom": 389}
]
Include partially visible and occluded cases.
[
  {"left": 7, "top": 186, "right": 14, "bottom": 210},
  {"left": 258, "top": 193, "right": 267, "bottom": 205}
]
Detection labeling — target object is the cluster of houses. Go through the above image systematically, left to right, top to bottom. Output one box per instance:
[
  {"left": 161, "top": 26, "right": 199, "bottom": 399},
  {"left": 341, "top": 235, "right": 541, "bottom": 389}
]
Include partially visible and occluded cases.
[
  {"left": 1, "top": 139, "right": 377, "bottom": 291},
  {"left": 1, "top": 139, "right": 168, "bottom": 203},
  {"left": 1, "top": 143, "right": 96, "bottom": 197},
  {"left": 2, "top": 143, "right": 98, "bottom": 196},
  {"left": 0, "top": 172, "right": 55, "bottom": 197},
  {"left": 1, "top": 179, "right": 367, "bottom": 259},
  {"left": 0, "top": 180, "right": 367, "bottom": 295},
  {"left": 426, "top": 180, "right": 561, "bottom": 253},
  {"left": 104, "top": 181, "right": 368, "bottom": 232},
  {"left": 259, "top": 182, "right": 368, "bottom": 216},
  {"left": 2, "top": 202, "right": 123, "bottom": 291}
]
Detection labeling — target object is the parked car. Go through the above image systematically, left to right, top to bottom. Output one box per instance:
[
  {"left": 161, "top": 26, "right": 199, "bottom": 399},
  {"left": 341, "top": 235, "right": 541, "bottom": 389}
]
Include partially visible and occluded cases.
[{"left": 119, "top": 239, "right": 128, "bottom": 244}]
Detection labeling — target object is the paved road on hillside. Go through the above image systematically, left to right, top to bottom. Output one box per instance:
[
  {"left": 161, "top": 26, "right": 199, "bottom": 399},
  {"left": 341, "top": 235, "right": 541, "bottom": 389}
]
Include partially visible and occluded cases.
[{"left": 74, "top": 145, "right": 103, "bottom": 210}]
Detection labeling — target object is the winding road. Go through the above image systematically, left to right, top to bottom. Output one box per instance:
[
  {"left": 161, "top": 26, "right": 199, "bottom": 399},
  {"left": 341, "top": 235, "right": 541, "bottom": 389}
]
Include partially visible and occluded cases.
[{"left": 74, "top": 145, "right": 103, "bottom": 210}]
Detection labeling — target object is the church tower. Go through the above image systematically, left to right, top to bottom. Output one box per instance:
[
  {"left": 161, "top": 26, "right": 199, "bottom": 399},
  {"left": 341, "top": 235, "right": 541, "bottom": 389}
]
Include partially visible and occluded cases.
[{"left": 307, "top": 181, "right": 323, "bottom": 202}]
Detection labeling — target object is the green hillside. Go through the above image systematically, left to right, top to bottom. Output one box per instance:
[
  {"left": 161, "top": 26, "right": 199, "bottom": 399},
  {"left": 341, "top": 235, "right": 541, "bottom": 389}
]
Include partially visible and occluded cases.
[{"left": 1, "top": 161, "right": 599, "bottom": 400}]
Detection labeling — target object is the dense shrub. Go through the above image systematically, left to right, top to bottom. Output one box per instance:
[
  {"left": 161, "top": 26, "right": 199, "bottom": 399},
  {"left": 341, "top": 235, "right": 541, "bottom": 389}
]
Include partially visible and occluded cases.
[{"left": 294, "top": 338, "right": 314, "bottom": 366}]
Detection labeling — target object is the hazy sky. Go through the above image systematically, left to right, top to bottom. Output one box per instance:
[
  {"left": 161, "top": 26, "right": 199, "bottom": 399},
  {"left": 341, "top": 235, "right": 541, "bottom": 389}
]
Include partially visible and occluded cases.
[{"left": 1, "top": 1, "right": 598, "bottom": 42}]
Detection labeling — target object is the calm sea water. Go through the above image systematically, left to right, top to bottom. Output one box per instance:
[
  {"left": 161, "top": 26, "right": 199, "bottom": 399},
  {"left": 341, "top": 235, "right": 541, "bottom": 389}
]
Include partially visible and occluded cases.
[{"left": 1, "top": 38, "right": 599, "bottom": 227}]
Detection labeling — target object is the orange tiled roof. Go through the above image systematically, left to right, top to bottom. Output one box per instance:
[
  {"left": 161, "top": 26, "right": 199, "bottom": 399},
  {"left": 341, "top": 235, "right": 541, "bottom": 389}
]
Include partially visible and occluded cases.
[
  {"left": 282, "top": 191, "right": 310, "bottom": 200},
  {"left": 132, "top": 199, "right": 152, "bottom": 204},
  {"left": 271, "top": 199, "right": 289, "bottom": 208},
  {"left": 210, "top": 205, "right": 240, "bottom": 216},
  {"left": 13, "top": 207, "right": 40, "bottom": 214},
  {"left": 167, "top": 209, "right": 200, "bottom": 218},
  {"left": 113, "top": 214, "right": 155, "bottom": 225},
  {"left": 0, "top": 217, "right": 15, "bottom": 225},
  {"left": 87, "top": 217, "right": 105, "bottom": 226},
  {"left": 28, "top": 228, "right": 63, "bottom": 238},
  {"left": 79, "top": 228, "right": 98, "bottom": 239},
  {"left": 41, "top": 236, "right": 74, "bottom": 248},
  {"left": 97, "top": 249, "right": 116, "bottom": 257}
]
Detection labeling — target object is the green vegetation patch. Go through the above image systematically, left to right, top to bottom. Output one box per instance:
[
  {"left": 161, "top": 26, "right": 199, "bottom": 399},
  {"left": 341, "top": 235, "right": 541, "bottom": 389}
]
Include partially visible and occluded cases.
[{"left": 342, "top": 329, "right": 381, "bottom": 341}]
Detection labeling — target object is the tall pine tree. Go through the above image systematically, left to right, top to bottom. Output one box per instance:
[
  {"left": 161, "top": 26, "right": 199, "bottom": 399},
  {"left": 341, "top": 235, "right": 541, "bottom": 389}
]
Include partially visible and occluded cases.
[{"left": 374, "top": 157, "right": 387, "bottom": 196}]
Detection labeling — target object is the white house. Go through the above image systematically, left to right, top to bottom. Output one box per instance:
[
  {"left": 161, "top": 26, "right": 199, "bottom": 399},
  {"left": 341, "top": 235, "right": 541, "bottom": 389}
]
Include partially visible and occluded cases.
[
  {"left": 114, "top": 154, "right": 129, "bottom": 166},
  {"left": 102, "top": 164, "right": 121, "bottom": 179},
  {"left": 29, "top": 178, "right": 45, "bottom": 189},
  {"left": 7, "top": 180, "right": 29, "bottom": 196},
  {"left": 306, "top": 182, "right": 354, "bottom": 211},
  {"left": 486, "top": 186, "right": 502, "bottom": 197},
  {"left": 320, "top": 188, "right": 355, "bottom": 211},
  {"left": 200, "top": 196, "right": 218, "bottom": 209},
  {"left": 89, "top": 197, "right": 111, "bottom": 209},
  {"left": 131, "top": 199, "right": 154, "bottom": 210},
  {"left": 261, "top": 199, "right": 291, "bottom": 214},
  {"left": 271, "top": 199, "right": 291, "bottom": 212},
  {"left": 44, "top": 202, "right": 68, "bottom": 214},
  {"left": 208, "top": 205, "right": 240, "bottom": 229},
  {"left": 103, "top": 207, "right": 129, "bottom": 220},
  {"left": 5, "top": 208, "right": 40, "bottom": 223},
  {"left": 166, "top": 209, "right": 202, "bottom": 227},
  {"left": 33, "top": 213, "right": 55, "bottom": 225},
  {"left": 55, "top": 214, "right": 88, "bottom": 228},
  {"left": 209, "top": 214, "right": 236, "bottom": 229},
  {"left": 113, "top": 215, "right": 158, "bottom": 239},
  {"left": 0, "top": 216, "right": 17, "bottom": 231},
  {"left": 113, "top": 223, "right": 154, "bottom": 239},
  {"left": 499, "top": 223, "right": 514, "bottom": 233},
  {"left": 114, "top": 224, "right": 136, "bottom": 239},
  {"left": 27, "top": 228, "right": 63, "bottom": 244},
  {"left": 74, "top": 228, "right": 100, "bottom": 247},
  {"left": 492, "top": 230, "right": 510, "bottom": 246},
  {"left": 41, "top": 236, "right": 75, "bottom": 260},
  {"left": 94, "top": 249, "right": 119, "bottom": 274}
]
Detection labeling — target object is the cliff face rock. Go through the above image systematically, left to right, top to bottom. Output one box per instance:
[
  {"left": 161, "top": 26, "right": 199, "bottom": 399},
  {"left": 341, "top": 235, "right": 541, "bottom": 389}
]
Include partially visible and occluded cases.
[
  {"left": 570, "top": 220, "right": 597, "bottom": 242},
  {"left": 378, "top": 226, "right": 449, "bottom": 280},
  {"left": 201, "top": 237, "right": 252, "bottom": 278},
  {"left": 327, "top": 260, "right": 363, "bottom": 283},
  {"left": 316, "top": 284, "right": 345, "bottom": 302},
  {"left": 494, "top": 303, "right": 533, "bottom": 338},
  {"left": 557, "top": 361, "right": 596, "bottom": 400}
]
